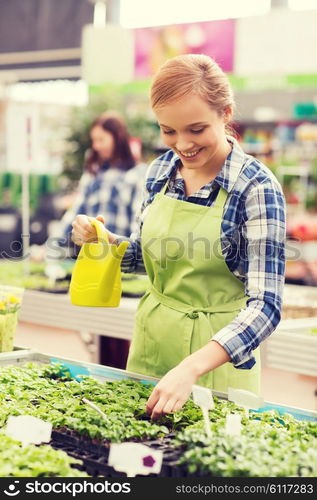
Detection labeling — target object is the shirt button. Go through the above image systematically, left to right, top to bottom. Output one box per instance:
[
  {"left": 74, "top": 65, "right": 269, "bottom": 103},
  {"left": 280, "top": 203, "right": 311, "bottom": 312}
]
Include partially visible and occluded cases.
[{"left": 188, "top": 311, "right": 199, "bottom": 319}]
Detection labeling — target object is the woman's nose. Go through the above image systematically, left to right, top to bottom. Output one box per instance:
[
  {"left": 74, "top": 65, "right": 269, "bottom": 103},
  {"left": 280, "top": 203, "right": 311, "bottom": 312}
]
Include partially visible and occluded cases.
[{"left": 176, "top": 140, "right": 195, "bottom": 152}]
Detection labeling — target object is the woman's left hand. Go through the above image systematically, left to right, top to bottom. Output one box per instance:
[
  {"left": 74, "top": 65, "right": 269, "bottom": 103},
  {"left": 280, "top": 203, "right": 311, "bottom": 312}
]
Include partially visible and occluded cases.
[
  {"left": 145, "top": 341, "right": 230, "bottom": 419},
  {"left": 146, "top": 363, "right": 198, "bottom": 419}
]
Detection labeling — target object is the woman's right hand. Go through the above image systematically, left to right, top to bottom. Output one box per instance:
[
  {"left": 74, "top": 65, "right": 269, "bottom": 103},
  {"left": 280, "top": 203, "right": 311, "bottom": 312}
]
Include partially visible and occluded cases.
[{"left": 71, "top": 214, "right": 106, "bottom": 246}]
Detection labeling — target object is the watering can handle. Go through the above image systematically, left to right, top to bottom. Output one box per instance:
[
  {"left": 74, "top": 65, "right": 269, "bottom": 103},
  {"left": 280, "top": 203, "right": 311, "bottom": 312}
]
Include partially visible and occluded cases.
[{"left": 90, "top": 218, "right": 109, "bottom": 244}]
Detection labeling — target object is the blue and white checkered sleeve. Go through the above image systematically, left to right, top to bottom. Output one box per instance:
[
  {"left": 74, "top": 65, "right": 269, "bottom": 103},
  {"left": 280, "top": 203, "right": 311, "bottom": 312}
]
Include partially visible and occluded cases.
[
  {"left": 94, "top": 171, "right": 120, "bottom": 233},
  {"left": 212, "top": 180, "right": 286, "bottom": 369}
]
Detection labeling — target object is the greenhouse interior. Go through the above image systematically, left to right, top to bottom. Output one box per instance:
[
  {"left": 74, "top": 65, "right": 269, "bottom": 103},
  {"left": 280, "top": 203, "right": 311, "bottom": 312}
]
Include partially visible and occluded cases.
[{"left": 0, "top": 0, "right": 316, "bottom": 481}]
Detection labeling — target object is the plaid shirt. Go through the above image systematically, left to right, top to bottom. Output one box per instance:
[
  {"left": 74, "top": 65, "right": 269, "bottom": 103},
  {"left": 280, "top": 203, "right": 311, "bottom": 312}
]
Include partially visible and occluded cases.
[
  {"left": 120, "top": 137, "right": 286, "bottom": 369},
  {"left": 57, "top": 162, "right": 147, "bottom": 242}
]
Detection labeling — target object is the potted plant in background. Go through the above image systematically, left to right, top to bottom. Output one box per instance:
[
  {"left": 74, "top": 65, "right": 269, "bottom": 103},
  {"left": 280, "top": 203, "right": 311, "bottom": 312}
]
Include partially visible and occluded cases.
[{"left": 0, "top": 285, "right": 24, "bottom": 352}]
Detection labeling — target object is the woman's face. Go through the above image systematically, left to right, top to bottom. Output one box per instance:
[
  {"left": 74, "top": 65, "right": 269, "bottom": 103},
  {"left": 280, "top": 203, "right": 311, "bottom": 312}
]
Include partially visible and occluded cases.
[
  {"left": 155, "top": 94, "right": 231, "bottom": 173},
  {"left": 90, "top": 125, "right": 115, "bottom": 161}
]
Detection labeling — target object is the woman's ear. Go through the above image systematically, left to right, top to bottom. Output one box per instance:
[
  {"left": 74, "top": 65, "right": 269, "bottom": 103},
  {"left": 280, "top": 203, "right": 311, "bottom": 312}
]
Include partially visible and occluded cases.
[{"left": 223, "top": 106, "right": 233, "bottom": 124}]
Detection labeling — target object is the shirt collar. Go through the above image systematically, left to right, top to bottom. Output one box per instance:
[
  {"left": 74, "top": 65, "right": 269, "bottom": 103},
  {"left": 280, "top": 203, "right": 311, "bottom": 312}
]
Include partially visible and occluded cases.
[
  {"left": 215, "top": 136, "right": 247, "bottom": 193},
  {"left": 155, "top": 152, "right": 181, "bottom": 183}
]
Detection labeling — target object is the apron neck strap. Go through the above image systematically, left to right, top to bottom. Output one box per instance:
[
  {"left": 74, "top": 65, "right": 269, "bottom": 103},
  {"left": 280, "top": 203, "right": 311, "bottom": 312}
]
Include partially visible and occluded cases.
[
  {"left": 160, "top": 181, "right": 169, "bottom": 194},
  {"left": 213, "top": 186, "right": 228, "bottom": 209}
]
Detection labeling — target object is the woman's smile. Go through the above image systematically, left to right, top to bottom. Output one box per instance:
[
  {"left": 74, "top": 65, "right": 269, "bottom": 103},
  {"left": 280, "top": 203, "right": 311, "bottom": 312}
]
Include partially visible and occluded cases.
[{"left": 176, "top": 147, "right": 204, "bottom": 160}]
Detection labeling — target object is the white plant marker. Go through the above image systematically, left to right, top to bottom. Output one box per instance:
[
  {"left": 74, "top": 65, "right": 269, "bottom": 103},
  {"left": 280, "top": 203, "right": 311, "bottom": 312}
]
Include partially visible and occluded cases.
[
  {"left": 192, "top": 385, "right": 214, "bottom": 438},
  {"left": 228, "top": 388, "right": 264, "bottom": 419},
  {"left": 82, "top": 397, "right": 108, "bottom": 421},
  {"left": 225, "top": 413, "right": 242, "bottom": 437},
  {"left": 5, "top": 415, "right": 52, "bottom": 448},
  {"left": 109, "top": 442, "right": 163, "bottom": 477}
]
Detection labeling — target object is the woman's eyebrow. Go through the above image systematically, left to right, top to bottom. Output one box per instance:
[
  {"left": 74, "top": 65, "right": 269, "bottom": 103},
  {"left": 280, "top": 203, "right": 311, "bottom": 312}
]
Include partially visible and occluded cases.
[
  {"left": 160, "top": 122, "right": 208, "bottom": 128},
  {"left": 187, "top": 122, "right": 208, "bottom": 126}
]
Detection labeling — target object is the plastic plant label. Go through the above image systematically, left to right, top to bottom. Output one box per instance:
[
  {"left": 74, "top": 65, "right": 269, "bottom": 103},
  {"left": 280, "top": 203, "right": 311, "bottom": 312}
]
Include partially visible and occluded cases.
[
  {"left": 192, "top": 385, "right": 214, "bottom": 410},
  {"left": 192, "top": 386, "right": 214, "bottom": 438},
  {"left": 228, "top": 388, "right": 264, "bottom": 410},
  {"left": 82, "top": 397, "right": 108, "bottom": 421},
  {"left": 201, "top": 406, "right": 212, "bottom": 438},
  {"left": 225, "top": 414, "right": 242, "bottom": 437},
  {"left": 5, "top": 415, "right": 52, "bottom": 447},
  {"left": 108, "top": 442, "right": 163, "bottom": 477}
]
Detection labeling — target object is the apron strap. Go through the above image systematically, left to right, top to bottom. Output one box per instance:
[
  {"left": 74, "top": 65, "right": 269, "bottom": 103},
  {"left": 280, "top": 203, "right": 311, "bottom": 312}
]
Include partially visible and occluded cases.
[
  {"left": 160, "top": 181, "right": 170, "bottom": 195},
  {"left": 213, "top": 186, "right": 228, "bottom": 209},
  {"left": 150, "top": 285, "right": 246, "bottom": 317}
]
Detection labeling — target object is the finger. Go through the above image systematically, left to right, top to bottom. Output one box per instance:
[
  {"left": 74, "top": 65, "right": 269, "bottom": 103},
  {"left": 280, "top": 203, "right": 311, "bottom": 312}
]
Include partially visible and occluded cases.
[
  {"left": 75, "top": 214, "right": 90, "bottom": 226},
  {"left": 96, "top": 214, "right": 105, "bottom": 223},
  {"left": 75, "top": 215, "right": 94, "bottom": 233},
  {"left": 71, "top": 221, "right": 86, "bottom": 233},
  {"left": 72, "top": 221, "right": 97, "bottom": 242},
  {"left": 71, "top": 226, "right": 88, "bottom": 243},
  {"left": 71, "top": 226, "right": 94, "bottom": 244},
  {"left": 71, "top": 230, "right": 84, "bottom": 246},
  {"left": 146, "top": 388, "right": 160, "bottom": 415},
  {"left": 151, "top": 397, "right": 169, "bottom": 420},
  {"left": 162, "top": 398, "right": 178, "bottom": 415},
  {"left": 173, "top": 400, "right": 186, "bottom": 413}
]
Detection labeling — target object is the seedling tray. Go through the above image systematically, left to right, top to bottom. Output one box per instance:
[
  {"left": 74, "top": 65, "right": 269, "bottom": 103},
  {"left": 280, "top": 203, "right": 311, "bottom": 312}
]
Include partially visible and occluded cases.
[
  {"left": 0, "top": 349, "right": 315, "bottom": 421},
  {"left": 0, "top": 349, "right": 315, "bottom": 423},
  {"left": 0, "top": 350, "right": 316, "bottom": 477},
  {"left": 52, "top": 428, "right": 111, "bottom": 459},
  {"left": 50, "top": 429, "right": 183, "bottom": 477},
  {"left": 51, "top": 439, "right": 159, "bottom": 477},
  {"left": 51, "top": 440, "right": 124, "bottom": 477}
]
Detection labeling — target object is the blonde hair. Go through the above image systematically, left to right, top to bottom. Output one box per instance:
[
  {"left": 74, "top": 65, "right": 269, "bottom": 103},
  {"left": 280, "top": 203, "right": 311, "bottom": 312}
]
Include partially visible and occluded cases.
[{"left": 150, "top": 54, "right": 234, "bottom": 118}]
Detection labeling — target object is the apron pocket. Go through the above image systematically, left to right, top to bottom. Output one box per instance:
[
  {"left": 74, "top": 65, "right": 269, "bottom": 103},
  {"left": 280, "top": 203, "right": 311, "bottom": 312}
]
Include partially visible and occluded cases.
[{"left": 142, "top": 299, "right": 190, "bottom": 378}]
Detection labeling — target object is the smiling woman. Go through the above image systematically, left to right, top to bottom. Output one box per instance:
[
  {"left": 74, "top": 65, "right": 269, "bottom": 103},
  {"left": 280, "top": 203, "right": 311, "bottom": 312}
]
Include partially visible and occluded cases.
[
  {"left": 71, "top": 54, "right": 286, "bottom": 419},
  {"left": 151, "top": 54, "right": 234, "bottom": 194},
  {"left": 156, "top": 95, "right": 232, "bottom": 194}
]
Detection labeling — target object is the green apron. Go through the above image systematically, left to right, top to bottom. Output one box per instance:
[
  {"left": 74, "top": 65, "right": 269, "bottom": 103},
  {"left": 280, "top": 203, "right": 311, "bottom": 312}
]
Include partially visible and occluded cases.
[{"left": 127, "top": 181, "right": 260, "bottom": 394}]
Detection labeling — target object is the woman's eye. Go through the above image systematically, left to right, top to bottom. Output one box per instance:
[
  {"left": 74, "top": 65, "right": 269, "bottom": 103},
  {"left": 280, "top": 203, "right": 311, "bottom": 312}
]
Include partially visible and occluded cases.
[
  {"left": 161, "top": 128, "right": 205, "bottom": 135},
  {"left": 191, "top": 128, "right": 205, "bottom": 134}
]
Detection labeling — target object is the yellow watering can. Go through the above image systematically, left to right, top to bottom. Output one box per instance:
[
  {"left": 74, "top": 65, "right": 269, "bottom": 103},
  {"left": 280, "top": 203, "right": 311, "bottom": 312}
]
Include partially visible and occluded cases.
[{"left": 69, "top": 218, "right": 129, "bottom": 307}]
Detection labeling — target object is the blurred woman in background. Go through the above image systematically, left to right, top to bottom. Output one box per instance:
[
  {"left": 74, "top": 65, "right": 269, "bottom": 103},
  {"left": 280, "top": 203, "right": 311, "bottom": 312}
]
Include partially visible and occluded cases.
[{"left": 58, "top": 110, "right": 145, "bottom": 246}]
